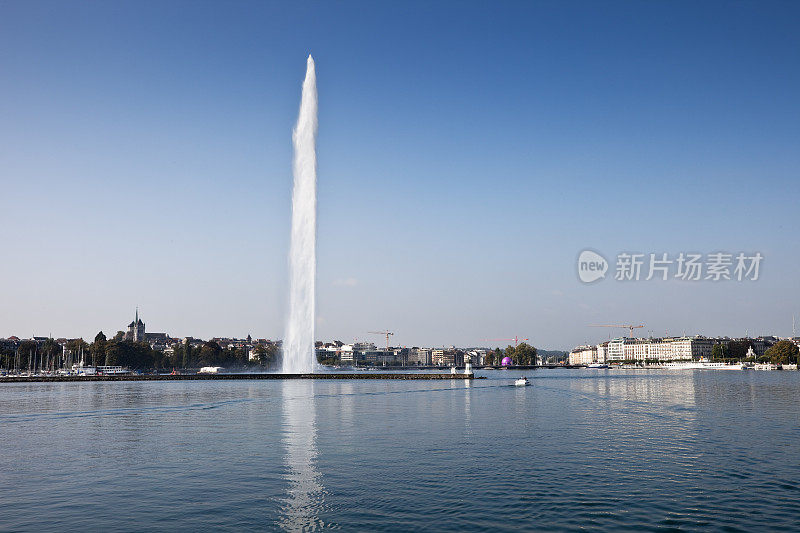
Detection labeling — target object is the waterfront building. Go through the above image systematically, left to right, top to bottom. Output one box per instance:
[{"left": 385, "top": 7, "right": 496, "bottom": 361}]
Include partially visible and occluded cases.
[
  {"left": 581, "top": 335, "right": 717, "bottom": 363},
  {"left": 670, "top": 336, "right": 713, "bottom": 360},
  {"left": 752, "top": 336, "right": 779, "bottom": 356},
  {"left": 607, "top": 338, "right": 628, "bottom": 361},
  {"left": 631, "top": 339, "right": 650, "bottom": 360},
  {"left": 647, "top": 339, "right": 672, "bottom": 360},
  {"left": 353, "top": 342, "right": 377, "bottom": 354},
  {"left": 596, "top": 342, "right": 609, "bottom": 363},
  {"left": 338, "top": 344, "right": 356, "bottom": 364},
  {"left": 569, "top": 345, "right": 597, "bottom": 365},
  {"left": 392, "top": 347, "right": 409, "bottom": 365},
  {"left": 410, "top": 348, "right": 431, "bottom": 365},
  {"left": 431, "top": 348, "right": 463, "bottom": 367},
  {"left": 467, "top": 349, "right": 487, "bottom": 366},
  {"left": 363, "top": 350, "right": 385, "bottom": 363}
]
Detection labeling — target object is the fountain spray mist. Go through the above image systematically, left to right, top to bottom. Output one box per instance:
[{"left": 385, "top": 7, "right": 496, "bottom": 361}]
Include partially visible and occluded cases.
[{"left": 283, "top": 55, "right": 318, "bottom": 374}]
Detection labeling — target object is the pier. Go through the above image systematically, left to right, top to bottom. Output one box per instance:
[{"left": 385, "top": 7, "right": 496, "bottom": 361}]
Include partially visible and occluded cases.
[{"left": 0, "top": 373, "right": 478, "bottom": 383}]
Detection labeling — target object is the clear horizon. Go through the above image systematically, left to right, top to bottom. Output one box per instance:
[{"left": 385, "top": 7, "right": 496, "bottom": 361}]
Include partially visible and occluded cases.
[{"left": 2, "top": 1, "right": 799, "bottom": 349}]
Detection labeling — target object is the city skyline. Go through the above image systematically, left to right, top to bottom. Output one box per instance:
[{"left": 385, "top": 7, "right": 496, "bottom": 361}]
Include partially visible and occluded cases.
[
  {"left": 2, "top": 1, "right": 799, "bottom": 348},
  {"left": 2, "top": 305, "right": 796, "bottom": 354}
]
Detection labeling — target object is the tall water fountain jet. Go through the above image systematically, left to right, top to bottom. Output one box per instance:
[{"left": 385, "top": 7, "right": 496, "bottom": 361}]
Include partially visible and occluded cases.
[{"left": 283, "top": 55, "right": 318, "bottom": 374}]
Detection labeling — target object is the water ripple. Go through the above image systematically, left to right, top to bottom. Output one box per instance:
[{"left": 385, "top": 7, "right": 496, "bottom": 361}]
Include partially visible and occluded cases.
[{"left": 0, "top": 371, "right": 799, "bottom": 531}]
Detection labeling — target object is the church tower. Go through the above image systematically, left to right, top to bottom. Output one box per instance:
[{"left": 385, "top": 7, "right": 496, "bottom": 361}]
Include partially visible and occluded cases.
[
  {"left": 126, "top": 308, "right": 146, "bottom": 342},
  {"left": 133, "top": 308, "right": 145, "bottom": 342}
]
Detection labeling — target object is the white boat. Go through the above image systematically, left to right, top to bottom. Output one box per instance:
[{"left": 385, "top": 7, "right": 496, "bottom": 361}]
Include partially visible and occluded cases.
[
  {"left": 664, "top": 360, "right": 745, "bottom": 370},
  {"left": 71, "top": 361, "right": 97, "bottom": 376},
  {"left": 696, "top": 362, "right": 746, "bottom": 370},
  {"left": 587, "top": 363, "right": 609, "bottom": 368},
  {"left": 753, "top": 363, "right": 777, "bottom": 370},
  {"left": 97, "top": 366, "right": 130, "bottom": 375},
  {"left": 198, "top": 366, "right": 224, "bottom": 374},
  {"left": 514, "top": 377, "right": 530, "bottom": 387}
]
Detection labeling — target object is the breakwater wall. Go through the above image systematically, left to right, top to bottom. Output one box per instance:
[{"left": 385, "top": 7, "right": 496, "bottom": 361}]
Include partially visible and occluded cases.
[{"left": 0, "top": 373, "right": 478, "bottom": 383}]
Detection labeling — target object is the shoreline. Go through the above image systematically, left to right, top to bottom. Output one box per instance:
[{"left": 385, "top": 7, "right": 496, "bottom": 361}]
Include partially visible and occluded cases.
[{"left": 0, "top": 372, "right": 478, "bottom": 383}]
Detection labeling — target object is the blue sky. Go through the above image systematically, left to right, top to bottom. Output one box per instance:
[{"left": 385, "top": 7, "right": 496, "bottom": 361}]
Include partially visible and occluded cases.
[{"left": 1, "top": 1, "right": 799, "bottom": 349}]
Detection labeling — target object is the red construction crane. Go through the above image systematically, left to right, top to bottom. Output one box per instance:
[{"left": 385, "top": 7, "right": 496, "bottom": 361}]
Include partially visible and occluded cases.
[
  {"left": 589, "top": 324, "right": 644, "bottom": 338},
  {"left": 483, "top": 336, "right": 529, "bottom": 347}
]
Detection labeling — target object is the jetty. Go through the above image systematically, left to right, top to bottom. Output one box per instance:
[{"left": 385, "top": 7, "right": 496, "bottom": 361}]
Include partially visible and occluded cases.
[{"left": 0, "top": 373, "right": 478, "bottom": 383}]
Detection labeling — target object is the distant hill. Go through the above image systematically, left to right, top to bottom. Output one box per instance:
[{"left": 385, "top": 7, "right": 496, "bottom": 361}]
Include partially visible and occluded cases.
[
  {"left": 538, "top": 349, "right": 568, "bottom": 363},
  {"left": 539, "top": 349, "right": 568, "bottom": 358}
]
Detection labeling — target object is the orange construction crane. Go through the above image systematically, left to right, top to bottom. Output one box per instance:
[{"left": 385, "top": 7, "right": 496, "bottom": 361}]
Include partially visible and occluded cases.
[
  {"left": 589, "top": 324, "right": 644, "bottom": 338},
  {"left": 368, "top": 331, "right": 394, "bottom": 351}
]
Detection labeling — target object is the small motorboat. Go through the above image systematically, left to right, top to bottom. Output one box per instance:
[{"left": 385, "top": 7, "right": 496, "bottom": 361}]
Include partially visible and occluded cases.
[{"left": 514, "top": 377, "right": 530, "bottom": 387}]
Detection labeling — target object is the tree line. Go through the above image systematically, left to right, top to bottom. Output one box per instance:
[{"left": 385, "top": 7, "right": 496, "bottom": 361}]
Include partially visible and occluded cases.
[
  {"left": 0, "top": 331, "right": 279, "bottom": 372},
  {"left": 712, "top": 339, "right": 799, "bottom": 364},
  {"left": 483, "top": 342, "right": 538, "bottom": 366}
]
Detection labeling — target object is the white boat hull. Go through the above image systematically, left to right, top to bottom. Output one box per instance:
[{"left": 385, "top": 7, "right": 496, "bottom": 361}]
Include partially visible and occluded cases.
[{"left": 664, "top": 362, "right": 746, "bottom": 370}]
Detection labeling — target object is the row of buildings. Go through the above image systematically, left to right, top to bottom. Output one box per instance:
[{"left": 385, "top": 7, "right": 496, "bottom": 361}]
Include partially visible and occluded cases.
[
  {"left": 121, "top": 310, "right": 281, "bottom": 361},
  {"left": 1, "top": 311, "right": 496, "bottom": 367},
  {"left": 122, "top": 311, "right": 492, "bottom": 366},
  {"left": 569, "top": 335, "right": 794, "bottom": 365},
  {"left": 315, "top": 342, "right": 490, "bottom": 366}
]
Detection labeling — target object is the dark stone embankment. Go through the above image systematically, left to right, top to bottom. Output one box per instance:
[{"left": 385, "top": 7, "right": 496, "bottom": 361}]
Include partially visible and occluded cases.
[{"left": 0, "top": 373, "right": 479, "bottom": 383}]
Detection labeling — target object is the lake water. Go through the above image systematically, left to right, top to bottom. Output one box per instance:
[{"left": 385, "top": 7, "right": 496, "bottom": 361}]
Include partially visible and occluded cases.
[{"left": 1, "top": 369, "right": 799, "bottom": 531}]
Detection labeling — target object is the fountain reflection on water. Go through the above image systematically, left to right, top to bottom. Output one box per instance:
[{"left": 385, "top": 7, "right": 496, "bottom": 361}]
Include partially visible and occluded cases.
[{"left": 278, "top": 380, "right": 328, "bottom": 531}]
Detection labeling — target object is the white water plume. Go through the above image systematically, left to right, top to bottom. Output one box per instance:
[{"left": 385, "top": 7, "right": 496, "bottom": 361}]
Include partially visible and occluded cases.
[{"left": 283, "top": 55, "right": 318, "bottom": 374}]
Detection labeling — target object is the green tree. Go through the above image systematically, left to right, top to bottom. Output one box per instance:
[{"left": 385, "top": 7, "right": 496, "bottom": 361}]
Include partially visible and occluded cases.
[
  {"left": 91, "top": 331, "right": 107, "bottom": 367},
  {"left": 42, "top": 338, "right": 61, "bottom": 370},
  {"left": 67, "top": 338, "right": 89, "bottom": 356},
  {"left": 0, "top": 340, "right": 15, "bottom": 369},
  {"left": 17, "top": 340, "right": 37, "bottom": 371},
  {"left": 103, "top": 340, "right": 155, "bottom": 370},
  {"left": 728, "top": 340, "right": 753, "bottom": 361},
  {"left": 764, "top": 340, "right": 799, "bottom": 365},
  {"left": 104, "top": 341, "right": 119, "bottom": 366},
  {"left": 199, "top": 341, "right": 222, "bottom": 366},
  {"left": 183, "top": 342, "right": 192, "bottom": 368},
  {"left": 167, "top": 343, "right": 186, "bottom": 369},
  {"left": 514, "top": 343, "right": 538, "bottom": 365},
  {"left": 253, "top": 344, "right": 277, "bottom": 367},
  {"left": 253, "top": 344, "right": 266, "bottom": 361},
  {"left": 711, "top": 344, "right": 725, "bottom": 361},
  {"left": 503, "top": 345, "right": 516, "bottom": 364},
  {"left": 493, "top": 348, "right": 503, "bottom": 365}
]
